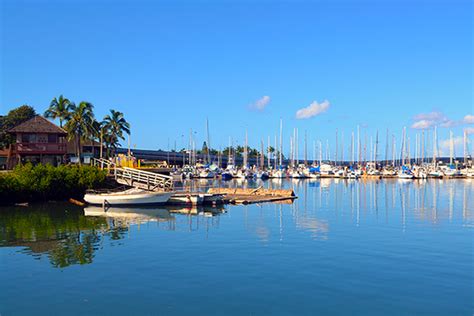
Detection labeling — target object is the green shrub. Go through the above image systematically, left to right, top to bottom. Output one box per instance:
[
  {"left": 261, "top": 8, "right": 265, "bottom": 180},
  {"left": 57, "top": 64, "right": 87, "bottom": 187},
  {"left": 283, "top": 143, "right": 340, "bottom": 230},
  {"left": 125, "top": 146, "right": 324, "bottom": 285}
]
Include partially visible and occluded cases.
[{"left": 0, "top": 164, "right": 107, "bottom": 205}]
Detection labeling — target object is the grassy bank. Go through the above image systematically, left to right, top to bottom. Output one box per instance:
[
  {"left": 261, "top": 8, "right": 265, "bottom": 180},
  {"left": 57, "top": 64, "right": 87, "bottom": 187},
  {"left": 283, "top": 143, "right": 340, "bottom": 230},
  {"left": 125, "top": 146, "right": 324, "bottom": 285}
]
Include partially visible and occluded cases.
[{"left": 0, "top": 163, "right": 107, "bottom": 206}]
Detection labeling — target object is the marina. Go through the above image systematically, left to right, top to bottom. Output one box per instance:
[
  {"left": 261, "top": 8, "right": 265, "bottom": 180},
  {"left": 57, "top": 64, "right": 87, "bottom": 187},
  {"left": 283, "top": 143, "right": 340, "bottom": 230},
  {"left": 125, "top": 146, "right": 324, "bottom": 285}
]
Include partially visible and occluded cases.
[
  {"left": 1, "top": 1, "right": 472, "bottom": 315},
  {"left": 1, "top": 178, "right": 472, "bottom": 315}
]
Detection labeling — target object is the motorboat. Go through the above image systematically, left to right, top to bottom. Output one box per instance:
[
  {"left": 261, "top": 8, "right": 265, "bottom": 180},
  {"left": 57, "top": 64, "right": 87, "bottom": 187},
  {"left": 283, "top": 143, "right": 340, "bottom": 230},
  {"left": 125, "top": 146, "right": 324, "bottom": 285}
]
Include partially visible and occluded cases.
[{"left": 84, "top": 188, "right": 173, "bottom": 206}]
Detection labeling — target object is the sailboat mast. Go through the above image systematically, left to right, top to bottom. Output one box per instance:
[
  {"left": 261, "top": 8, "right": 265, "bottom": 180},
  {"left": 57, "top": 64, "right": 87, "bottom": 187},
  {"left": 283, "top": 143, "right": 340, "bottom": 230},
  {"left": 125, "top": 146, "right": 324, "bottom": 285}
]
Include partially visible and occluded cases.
[
  {"left": 206, "top": 118, "right": 211, "bottom": 164},
  {"left": 279, "top": 118, "right": 283, "bottom": 166},
  {"left": 357, "top": 125, "right": 361, "bottom": 166},
  {"left": 433, "top": 126, "right": 438, "bottom": 167},
  {"left": 400, "top": 127, "right": 406, "bottom": 166},
  {"left": 296, "top": 128, "right": 299, "bottom": 166},
  {"left": 335, "top": 129, "right": 338, "bottom": 166},
  {"left": 385, "top": 129, "right": 389, "bottom": 167},
  {"left": 464, "top": 129, "right": 468, "bottom": 166},
  {"left": 244, "top": 130, "right": 248, "bottom": 168},
  {"left": 304, "top": 130, "right": 307, "bottom": 165},
  {"left": 374, "top": 130, "right": 378, "bottom": 166},
  {"left": 422, "top": 130, "right": 425, "bottom": 164},
  {"left": 450, "top": 130, "right": 454, "bottom": 165},
  {"left": 341, "top": 131, "right": 344, "bottom": 165},
  {"left": 351, "top": 131, "right": 355, "bottom": 165},
  {"left": 392, "top": 134, "right": 396, "bottom": 167},
  {"left": 274, "top": 135, "right": 277, "bottom": 169},
  {"left": 267, "top": 136, "right": 271, "bottom": 169},
  {"left": 313, "top": 140, "right": 316, "bottom": 165},
  {"left": 319, "top": 140, "right": 322, "bottom": 165}
]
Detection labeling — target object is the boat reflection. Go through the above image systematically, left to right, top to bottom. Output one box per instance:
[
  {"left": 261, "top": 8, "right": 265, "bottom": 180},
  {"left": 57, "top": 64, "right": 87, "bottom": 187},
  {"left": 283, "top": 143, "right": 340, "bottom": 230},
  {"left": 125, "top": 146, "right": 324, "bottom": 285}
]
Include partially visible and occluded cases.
[{"left": 0, "top": 203, "right": 226, "bottom": 268}]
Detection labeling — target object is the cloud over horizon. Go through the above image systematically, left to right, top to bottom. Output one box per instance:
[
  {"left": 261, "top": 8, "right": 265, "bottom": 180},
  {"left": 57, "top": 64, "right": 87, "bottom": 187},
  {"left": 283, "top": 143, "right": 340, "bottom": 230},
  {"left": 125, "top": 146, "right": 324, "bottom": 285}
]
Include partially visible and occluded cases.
[
  {"left": 249, "top": 96, "right": 270, "bottom": 111},
  {"left": 295, "top": 100, "right": 330, "bottom": 119},
  {"left": 410, "top": 111, "right": 473, "bottom": 129},
  {"left": 411, "top": 111, "right": 450, "bottom": 129},
  {"left": 463, "top": 114, "right": 474, "bottom": 124},
  {"left": 465, "top": 127, "right": 474, "bottom": 135},
  {"left": 438, "top": 136, "right": 467, "bottom": 157}
]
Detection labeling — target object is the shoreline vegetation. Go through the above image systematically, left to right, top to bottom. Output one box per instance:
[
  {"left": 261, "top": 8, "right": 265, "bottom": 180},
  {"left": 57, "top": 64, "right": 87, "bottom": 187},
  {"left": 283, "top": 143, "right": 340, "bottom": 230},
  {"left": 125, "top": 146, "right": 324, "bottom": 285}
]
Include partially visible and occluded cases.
[{"left": 0, "top": 163, "right": 107, "bottom": 206}]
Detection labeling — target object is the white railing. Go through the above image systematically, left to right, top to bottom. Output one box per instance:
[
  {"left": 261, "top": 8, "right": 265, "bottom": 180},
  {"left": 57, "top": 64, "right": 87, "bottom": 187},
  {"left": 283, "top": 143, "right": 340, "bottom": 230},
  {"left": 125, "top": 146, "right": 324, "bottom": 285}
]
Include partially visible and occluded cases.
[
  {"left": 92, "top": 158, "right": 173, "bottom": 191},
  {"left": 92, "top": 158, "right": 116, "bottom": 171},
  {"left": 116, "top": 167, "right": 173, "bottom": 191}
]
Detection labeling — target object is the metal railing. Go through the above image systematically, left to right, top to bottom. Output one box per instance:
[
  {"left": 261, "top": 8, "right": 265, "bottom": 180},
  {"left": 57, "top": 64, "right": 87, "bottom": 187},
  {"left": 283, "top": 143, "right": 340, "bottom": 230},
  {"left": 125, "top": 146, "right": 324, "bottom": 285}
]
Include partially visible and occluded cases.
[
  {"left": 91, "top": 158, "right": 173, "bottom": 191},
  {"left": 92, "top": 158, "right": 116, "bottom": 170},
  {"left": 116, "top": 167, "right": 173, "bottom": 191}
]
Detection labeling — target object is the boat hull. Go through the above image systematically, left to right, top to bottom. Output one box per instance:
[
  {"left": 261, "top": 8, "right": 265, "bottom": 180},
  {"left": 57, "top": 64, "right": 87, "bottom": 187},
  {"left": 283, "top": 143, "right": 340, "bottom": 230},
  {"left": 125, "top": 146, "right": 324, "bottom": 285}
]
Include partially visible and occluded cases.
[{"left": 84, "top": 191, "right": 173, "bottom": 206}]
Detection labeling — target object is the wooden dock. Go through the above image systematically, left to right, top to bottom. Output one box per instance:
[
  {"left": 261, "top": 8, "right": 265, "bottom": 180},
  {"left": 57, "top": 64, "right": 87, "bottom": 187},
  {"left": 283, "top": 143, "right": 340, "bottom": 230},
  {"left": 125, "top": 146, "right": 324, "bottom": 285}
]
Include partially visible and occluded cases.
[{"left": 207, "top": 187, "right": 296, "bottom": 205}]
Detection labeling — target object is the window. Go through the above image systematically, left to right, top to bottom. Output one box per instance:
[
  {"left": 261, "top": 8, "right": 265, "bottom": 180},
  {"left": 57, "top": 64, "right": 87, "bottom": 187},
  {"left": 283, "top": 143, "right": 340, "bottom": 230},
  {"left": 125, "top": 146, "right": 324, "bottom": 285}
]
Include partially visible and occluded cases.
[
  {"left": 20, "top": 134, "right": 37, "bottom": 143},
  {"left": 21, "top": 134, "right": 30, "bottom": 143},
  {"left": 37, "top": 134, "right": 48, "bottom": 143},
  {"left": 48, "top": 134, "right": 58, "bottom": 143}
]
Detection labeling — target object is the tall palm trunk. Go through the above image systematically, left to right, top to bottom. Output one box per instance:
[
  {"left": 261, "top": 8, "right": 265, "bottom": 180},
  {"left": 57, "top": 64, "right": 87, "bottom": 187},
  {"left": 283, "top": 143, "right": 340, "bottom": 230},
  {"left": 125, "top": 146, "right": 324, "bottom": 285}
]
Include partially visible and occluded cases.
[{"left": 76, "top": 135, "right": 82, "bottom": 165}]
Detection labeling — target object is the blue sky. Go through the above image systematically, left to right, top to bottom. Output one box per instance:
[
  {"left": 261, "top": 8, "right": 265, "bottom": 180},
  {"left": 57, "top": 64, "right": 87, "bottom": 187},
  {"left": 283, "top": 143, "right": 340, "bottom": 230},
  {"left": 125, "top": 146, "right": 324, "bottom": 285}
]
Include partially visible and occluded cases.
[{"left": 1, "top": 0, "right": 472, "bottom": 159}]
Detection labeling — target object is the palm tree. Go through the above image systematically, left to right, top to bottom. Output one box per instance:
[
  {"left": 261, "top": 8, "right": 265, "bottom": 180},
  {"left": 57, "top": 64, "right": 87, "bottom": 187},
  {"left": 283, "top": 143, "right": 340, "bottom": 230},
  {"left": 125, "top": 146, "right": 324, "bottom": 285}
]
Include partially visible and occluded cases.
[
  {"left": 44, "top": 95, "right": 71, "bottom": 127},
  {"left": 64, "top": 102, "right": 95, "bottom": 164},
  {"left": 102, "top": 110, "right": 130, "bottom": 156}
]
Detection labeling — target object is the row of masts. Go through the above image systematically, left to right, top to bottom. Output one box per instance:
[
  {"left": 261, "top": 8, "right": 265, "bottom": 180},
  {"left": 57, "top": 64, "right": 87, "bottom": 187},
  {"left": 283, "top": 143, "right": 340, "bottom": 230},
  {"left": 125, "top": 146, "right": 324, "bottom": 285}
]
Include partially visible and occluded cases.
[{"left": 182, "top": 119, "right": 471, "bottom": 168}]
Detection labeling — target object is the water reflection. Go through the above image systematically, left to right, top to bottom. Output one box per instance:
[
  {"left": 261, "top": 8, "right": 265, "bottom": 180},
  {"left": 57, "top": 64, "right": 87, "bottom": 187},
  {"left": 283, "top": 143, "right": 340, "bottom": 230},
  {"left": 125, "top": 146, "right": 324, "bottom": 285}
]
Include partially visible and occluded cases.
[
  {"left": 1, "top": 179, "right": 472, "bottom": 268},
  {"left": 0, "top": 203, "right": 226, "bottom": 268},
  {"left": 0, "top": 204, "right": 111, "bottom": 268}
]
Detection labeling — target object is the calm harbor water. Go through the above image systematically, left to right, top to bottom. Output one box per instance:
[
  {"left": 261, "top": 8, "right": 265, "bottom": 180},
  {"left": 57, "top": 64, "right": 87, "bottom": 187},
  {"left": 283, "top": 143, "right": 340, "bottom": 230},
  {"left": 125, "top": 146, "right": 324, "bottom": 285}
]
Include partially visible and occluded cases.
[{"left": 1, "top": 179, "right": 473, "bottom": 315}]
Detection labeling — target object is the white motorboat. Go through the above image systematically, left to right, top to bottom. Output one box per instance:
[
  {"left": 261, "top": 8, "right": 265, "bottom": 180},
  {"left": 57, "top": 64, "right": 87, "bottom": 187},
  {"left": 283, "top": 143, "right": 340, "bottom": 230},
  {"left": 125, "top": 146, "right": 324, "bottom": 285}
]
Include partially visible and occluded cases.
[
  {"left": 198, "top": 169, "right": 215, "bottom": 179},
  {"left": 270, "top": 169, "right": 286, "bottom": 178},
  {"left": 397, "top": 172, "right": 414, "bottom": 179},
  {"left": 84, "top": 188, "right": 173, "bottom": 206}
]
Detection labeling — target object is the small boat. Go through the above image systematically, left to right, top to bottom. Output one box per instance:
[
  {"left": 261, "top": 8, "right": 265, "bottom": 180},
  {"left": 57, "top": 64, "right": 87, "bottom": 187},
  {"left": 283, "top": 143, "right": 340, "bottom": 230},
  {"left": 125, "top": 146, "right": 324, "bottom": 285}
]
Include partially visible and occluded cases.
[
  {"left": 198, "top": 169, "right": 215, "bottom": 179},
  {"left": 270, "top": 169, "right": 286, "bottom": 178},
  {"left": 254, "top": 170, "right": 270, "bottom": 179},
  {"left": 428, "top": 170, "right": 443, "bottom": 178},
  {"left": 221, "top": 171, "right": 233, "bottom": 180},
  {"left": 397, "top": 172, "right": 414, "bottom": 179},
  {"left": 84, "top": 188, "right": 173, "bottom": 206}
]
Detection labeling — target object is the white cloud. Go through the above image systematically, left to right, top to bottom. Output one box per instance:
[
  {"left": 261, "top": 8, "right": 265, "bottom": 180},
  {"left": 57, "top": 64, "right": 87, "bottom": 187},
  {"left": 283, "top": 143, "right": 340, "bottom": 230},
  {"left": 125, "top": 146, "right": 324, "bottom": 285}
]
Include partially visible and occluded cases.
[
  {"left": 249, "top": 96, "right": 270, "bottom": 111},
  {"left": 295, "top": 100, "right": 330, "bottom": 119},
  {"left": 411, "top": 111, "right": 458, "bottom": 129},
  {"left": 413, "top": 111, "right": 446, "bottom": 122},
  {"left": 463, "top": 114, "right": 474, "bottom": 124},
  {"left": 411, "top": 119, "right": 434, "bottom": 129},
  {"left": 465, "top": 127, "right": 474, "bottom": 135},
  {"left": 438, "top": 136, "right": 468, "bottom": 157}
]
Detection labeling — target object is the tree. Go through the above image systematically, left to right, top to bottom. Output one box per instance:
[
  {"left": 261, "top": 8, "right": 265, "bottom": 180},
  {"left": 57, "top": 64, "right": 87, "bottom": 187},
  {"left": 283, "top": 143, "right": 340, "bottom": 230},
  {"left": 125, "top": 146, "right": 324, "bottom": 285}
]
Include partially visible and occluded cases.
[
  {"left": 44, "top": 95, "right": 71, "bottom": 128},
  {"left": 64, "top": 102, "right": 95, "bottom": 164},
  {"left": 0, "top": 105, "right": 36, "bottom": 149},
  {"left": 102, "top": 110, "right": 130, "bottom": 156}
]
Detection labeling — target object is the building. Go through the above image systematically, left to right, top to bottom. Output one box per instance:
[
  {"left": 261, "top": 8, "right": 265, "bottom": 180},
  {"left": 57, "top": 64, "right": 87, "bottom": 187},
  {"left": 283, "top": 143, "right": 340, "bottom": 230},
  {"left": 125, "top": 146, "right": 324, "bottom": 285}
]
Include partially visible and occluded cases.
[
  {"left": 5, "top": 116, "right": 67, "bottom": 168},
  {"left": 66, "top": 138, "right": 102, "bottom": 164}
]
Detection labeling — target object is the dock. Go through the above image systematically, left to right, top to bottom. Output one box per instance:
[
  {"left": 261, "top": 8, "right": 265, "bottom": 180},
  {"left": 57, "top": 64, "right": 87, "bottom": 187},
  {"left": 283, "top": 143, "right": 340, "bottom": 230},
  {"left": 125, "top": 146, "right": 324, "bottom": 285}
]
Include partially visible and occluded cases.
[{"left": 207, "top": 187, "right": 296, "bottom": 205}]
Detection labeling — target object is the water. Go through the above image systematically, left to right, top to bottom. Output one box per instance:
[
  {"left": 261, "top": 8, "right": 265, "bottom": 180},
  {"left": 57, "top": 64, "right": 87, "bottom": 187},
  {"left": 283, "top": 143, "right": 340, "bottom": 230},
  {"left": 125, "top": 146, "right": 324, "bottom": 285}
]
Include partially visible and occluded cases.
[{"left": 1, "top": 179, "right": 473, "bottom": 315}]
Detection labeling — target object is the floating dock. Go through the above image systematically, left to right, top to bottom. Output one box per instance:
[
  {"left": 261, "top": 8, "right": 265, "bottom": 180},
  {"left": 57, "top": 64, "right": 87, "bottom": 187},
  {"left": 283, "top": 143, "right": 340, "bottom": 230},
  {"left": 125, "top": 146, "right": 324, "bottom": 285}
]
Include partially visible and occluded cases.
[{"left": 207, "top": 187, "right": 296, "bottom": 205}]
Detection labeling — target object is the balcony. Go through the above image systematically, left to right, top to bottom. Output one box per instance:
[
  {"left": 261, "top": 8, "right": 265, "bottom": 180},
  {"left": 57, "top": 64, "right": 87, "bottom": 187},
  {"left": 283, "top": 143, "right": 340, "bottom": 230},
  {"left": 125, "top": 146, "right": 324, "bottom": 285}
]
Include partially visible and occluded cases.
[{"left": 15, "top": 142, "right": 67, "bottom": 154}]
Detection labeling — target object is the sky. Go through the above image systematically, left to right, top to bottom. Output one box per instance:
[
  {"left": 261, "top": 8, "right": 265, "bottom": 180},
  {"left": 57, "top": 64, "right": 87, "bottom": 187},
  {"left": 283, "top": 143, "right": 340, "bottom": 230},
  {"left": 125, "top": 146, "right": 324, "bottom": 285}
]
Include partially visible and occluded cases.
[{"left": 1, "top": 0, "right": 472, "bottom": 159}]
